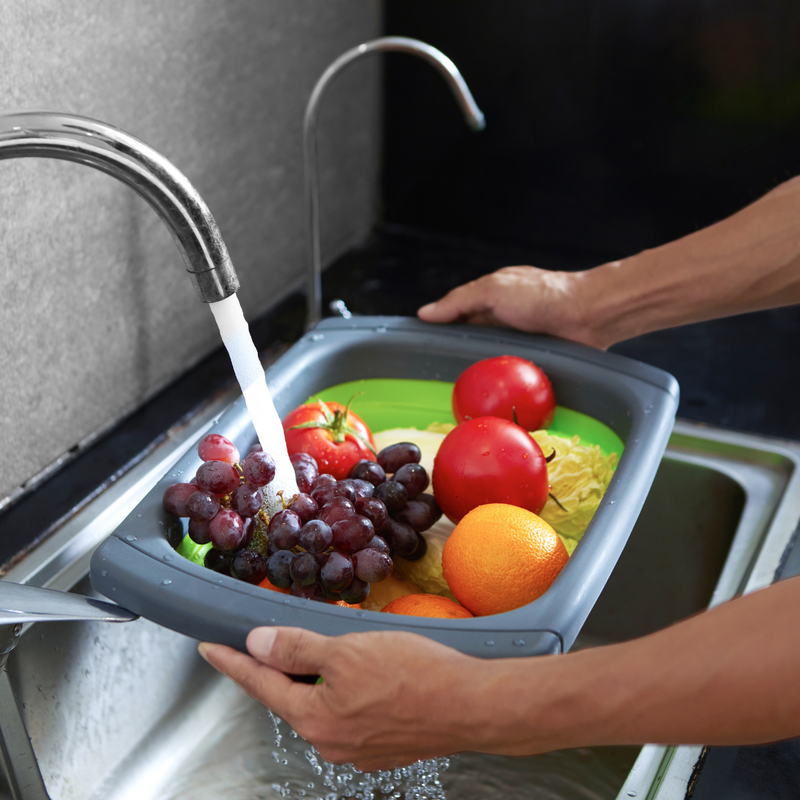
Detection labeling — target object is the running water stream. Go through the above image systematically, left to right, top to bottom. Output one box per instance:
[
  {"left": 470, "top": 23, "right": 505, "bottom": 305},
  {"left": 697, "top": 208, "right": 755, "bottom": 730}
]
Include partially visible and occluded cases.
[{"left": 209, "top": 295, "right": 299, "bottom": 515}]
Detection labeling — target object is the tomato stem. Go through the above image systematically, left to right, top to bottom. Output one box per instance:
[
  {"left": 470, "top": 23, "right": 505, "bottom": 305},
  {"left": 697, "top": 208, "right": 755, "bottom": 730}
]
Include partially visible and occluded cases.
[{"left": 287, "top": 396, "right": 376, "bottom": 454}]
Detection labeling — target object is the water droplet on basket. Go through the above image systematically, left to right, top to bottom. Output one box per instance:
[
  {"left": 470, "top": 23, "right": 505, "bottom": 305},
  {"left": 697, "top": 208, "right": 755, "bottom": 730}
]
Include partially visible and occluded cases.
[
  {"left": 375, "top": 326, "right": 387, "bottom": 334},
  {"left": 311, "top": 333, "right": 324, "bottom": 341},
  {"left": 609, "top": 500, "right": 616, "bottom": 505},
  {"left": 136, "top": 514, "right": 142, "bottom": 518},
  {"left": 125, "top": 535, "right": 136, "bottom": 542},
  {"left": 163, "top": 554, "right": 173, "bottom": 562},
  {"left": 100, "top": 569, "right": 108, "bottom": 577},
  {"left": 162, "top": 579, "right": 172, "bottom": 586},
  {"left": 283, "top": 599, "right": 290, "bottom": 605},
  {"left": 356, "top": 611, "right": 365, "bottom": 618},
  {"left": 269, "top": 618, "right": 277, "bottom": 624},
  {"left": 512, "top": 639, "right": 526, "bottom": 647},
  {"left": 484, "top": 640, "right": 495, "bottom": 647},
  {"left": 627, "top": 792, "right": 637, "bottom": 798}
]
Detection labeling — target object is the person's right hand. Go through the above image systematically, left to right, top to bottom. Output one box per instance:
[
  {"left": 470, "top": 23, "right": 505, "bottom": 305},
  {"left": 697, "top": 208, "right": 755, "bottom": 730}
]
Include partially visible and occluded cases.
[{"left": 416, "top": 266, "right": 604, "bottom": 348}]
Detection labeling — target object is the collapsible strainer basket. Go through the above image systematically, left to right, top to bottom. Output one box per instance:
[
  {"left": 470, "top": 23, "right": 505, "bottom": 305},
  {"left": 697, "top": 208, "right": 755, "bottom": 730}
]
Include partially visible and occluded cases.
[{"left": 91, "top": 316, "right": 678, "bottom": 658}]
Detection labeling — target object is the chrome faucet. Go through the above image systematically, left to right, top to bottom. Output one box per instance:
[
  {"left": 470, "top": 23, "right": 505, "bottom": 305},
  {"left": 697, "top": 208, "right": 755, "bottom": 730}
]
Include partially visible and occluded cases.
[
  {"left": 304, "top": 36, "right": 486, "bottom": 329},
  {"left": 0, "top": 111, "right": 239, "bottom": 303},
  {"left": 0, "top": 111, "right": 231, "bottom": 798}
]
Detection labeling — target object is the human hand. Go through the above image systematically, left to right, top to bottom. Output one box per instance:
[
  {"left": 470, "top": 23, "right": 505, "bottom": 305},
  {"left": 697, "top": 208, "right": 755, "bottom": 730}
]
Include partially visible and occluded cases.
[
  {"left": 417, "top": 266, "right": 604, "bottom": 348},
  {"left": 198, "top": 627, "right": 493, "bottom": 771}
]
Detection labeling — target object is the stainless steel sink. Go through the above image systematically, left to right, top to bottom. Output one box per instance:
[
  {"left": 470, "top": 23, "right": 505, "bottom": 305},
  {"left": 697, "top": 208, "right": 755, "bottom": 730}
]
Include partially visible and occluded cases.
[{"left": 2, "top": 409, "right": 799, "bottom": 800}]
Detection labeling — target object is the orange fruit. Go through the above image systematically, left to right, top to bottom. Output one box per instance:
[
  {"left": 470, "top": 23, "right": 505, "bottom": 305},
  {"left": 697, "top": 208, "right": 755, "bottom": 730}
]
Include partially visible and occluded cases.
[
  {"left": 442, "top": 503, "right": 568, "bottom": 616},
  {"left": 258, "top": 576, "right": 289, "bottom": 595},
  {"left": 258, "top": 577, "right": 360, "bottom": 608},
  {"left": 381, "top": 594, "right": 474, "bottom": 619},
  {"left": 328, "top": 599, "right": 361, "bottom": 609}
]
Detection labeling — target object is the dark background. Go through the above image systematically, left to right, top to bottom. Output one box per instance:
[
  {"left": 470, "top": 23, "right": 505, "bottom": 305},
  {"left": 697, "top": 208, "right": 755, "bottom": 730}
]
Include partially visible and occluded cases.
[{"left": 383, "top": 0, "right": 800, "bottom": 260}]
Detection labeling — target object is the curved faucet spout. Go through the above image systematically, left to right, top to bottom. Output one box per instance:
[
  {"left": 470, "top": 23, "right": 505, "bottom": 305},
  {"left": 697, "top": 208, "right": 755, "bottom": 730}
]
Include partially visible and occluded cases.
[
  {"left": 304, "top": 36, "right": 486, "bottom": 329},
  {"left": 0, "top": 112, "right": 239, "bottom": 303}
]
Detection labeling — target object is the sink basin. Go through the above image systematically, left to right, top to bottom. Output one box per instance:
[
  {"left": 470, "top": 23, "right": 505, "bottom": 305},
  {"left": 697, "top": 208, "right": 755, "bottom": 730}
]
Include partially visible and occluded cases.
[{"left": 2, "top": 410, "right": 798, "bottom": 800}]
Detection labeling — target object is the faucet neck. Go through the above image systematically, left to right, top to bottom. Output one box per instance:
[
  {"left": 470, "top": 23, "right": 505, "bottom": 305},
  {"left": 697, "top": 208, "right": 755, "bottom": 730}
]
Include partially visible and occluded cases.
[{"left": 0, "top": 112, "right": 239, "bottom": 303}]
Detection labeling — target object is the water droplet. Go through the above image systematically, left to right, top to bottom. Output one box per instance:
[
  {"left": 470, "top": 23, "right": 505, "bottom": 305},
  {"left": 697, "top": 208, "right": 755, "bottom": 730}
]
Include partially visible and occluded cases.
[
  {"left": 374, "top": 326, "right": 387, "bottom": 334},
  {"left": 311, "top": 333, "right": 324, "bottom": 341},
  {"left": 609, "top": 500, "right": 616, "bottom": 505},
  {"left": 136, "top": 514, "right": 142, "bottom": 518},
  {"left": 125, "top": 535, "right": 136, "bottom": 542},
  {"left": 163, "top": 554, "right": 173, "bottom": 562},
  {"left": 100, "top": 569, "right": 108, "bottom": 577},
  {"left": 162, "top": 579, "right": 172, "bottom": 586},
  {"left": 283, "top": 599, "right": 290, "bottom": 605},
  {"left": 356, "top": 611, "right": 365, "bottom": 618},
  {"left": 269, "top": 618, "right": 277, "bottom": 624},
  {"left": 512, "top": 639, "right": 526, "bottom": 647},
  {"left": 484, "top": 640, "right": 495, "bottom": 647},
  {"left": 627, "top": 792, "right": 637, "bottom": 798}
]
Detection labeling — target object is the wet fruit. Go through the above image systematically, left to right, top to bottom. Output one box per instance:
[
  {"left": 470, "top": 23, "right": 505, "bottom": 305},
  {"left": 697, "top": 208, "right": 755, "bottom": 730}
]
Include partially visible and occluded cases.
[
  {"left": 442, "top": 503, "right": 568, "bottom": 616},
  {"left": 381, "top": 594, "right": 473, "bottom": 619}
]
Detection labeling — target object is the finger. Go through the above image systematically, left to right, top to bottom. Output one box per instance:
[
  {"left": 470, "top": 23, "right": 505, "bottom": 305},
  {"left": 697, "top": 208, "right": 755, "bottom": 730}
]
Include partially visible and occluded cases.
[
  {"left": 417, "top": 282, "right": 488, "bottom": 323},
  {"left": 247, "top": 626, "right": 333, "bottom": 677},
  {"left": 198, "top": 641, "right": 311, "bottom": 718}
]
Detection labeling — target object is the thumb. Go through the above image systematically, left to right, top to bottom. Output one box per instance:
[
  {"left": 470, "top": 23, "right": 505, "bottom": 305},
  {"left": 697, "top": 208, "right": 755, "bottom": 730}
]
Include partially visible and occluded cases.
[
  {"left": 418, "top": 283, "right": 486, "bottom": 323},
  {"left": 247, "top": 626, "right": 331, "bottom": 676}
]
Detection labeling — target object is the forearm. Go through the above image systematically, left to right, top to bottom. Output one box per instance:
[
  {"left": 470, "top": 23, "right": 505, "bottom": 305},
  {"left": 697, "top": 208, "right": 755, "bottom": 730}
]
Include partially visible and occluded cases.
[
  {"left": 578, "top": 176, "right": 800, "bottom": 347},
  {"left": 481, "top": 576, "right": 800, "bottom": 754}
]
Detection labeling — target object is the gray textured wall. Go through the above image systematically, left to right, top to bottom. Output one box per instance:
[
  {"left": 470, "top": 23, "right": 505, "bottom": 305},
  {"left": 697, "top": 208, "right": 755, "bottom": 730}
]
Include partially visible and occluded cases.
[{"left": 0, "top": 1, "right": 382, "bottom": 507}]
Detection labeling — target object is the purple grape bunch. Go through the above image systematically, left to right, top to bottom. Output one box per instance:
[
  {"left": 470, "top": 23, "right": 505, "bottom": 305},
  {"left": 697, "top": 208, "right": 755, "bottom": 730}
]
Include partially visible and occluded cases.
[
  {"left": 162, "top": 434, "right": 439, "bottom": 607},
  {"left": 162, "top": 434, "right": 276, "bottom": 584},
  {"left": 350, "top": 442, "right": 442, "bottom": 564}
]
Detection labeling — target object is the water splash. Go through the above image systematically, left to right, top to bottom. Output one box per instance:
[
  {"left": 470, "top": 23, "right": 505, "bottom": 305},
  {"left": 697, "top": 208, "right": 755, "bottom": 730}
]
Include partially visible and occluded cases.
[
  {"left": 209, "top": 295, "right": 298, "bottom": 514},
  {"left": 269, "top": 711, "right": 450, "bottom": 800}
]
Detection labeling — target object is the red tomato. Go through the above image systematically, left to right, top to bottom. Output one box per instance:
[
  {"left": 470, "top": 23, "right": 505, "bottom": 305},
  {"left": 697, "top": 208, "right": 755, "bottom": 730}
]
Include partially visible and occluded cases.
[
  {"left": 452, "top": 355, "right": 556, "bottom": 431},
  {"left": 283, "top": 400, "right": 376, "bottom": 480},
  {"left": 432, "top": 416, "right": 549, "bottom": 523}
]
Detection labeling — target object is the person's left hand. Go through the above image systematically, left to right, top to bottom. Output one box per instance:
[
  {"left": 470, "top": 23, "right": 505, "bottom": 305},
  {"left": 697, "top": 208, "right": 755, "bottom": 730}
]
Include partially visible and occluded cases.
[{"left": 198, "top": 626, "right": 490, "bottom": 771}]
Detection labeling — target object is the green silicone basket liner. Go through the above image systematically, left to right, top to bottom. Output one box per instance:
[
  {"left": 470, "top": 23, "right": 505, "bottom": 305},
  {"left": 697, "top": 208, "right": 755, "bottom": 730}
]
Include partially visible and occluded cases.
[{"left": 314, "top": 378, "right": 625, "bottom": 456}]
